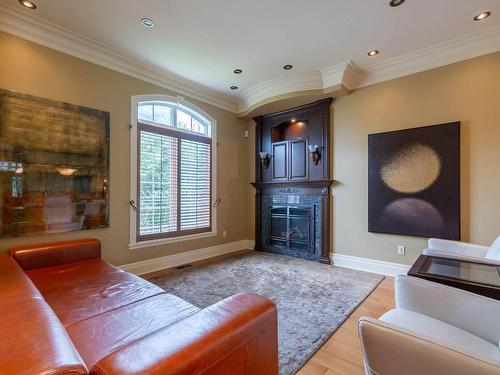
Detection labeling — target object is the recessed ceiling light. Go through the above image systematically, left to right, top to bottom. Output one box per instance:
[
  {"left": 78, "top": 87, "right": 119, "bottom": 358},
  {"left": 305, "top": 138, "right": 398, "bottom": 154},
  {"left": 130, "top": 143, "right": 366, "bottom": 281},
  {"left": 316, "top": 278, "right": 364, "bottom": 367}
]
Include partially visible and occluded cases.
[
  {"left": 19, "top": 0, "right": 36, "bottom": 9},
  {"left": 389, "top": 0, "right": 405, "bottom": 7},
  {"left": 474, "top": 11, "right": 491, "bottom": 21},
  {"left": 141, "top": 18, "right": 155, "bottom": 28},
  {"left": 368, "top": 49, "right": 380, "bottom": 57},
  {"left": 283, "top": 64, "right": 293, "bottom": 70},
  {"left": 233, "top": 69, "right": 243, "bottom": 74},
  {"left": 230, "top": 86, "right": 238, "bottom": 90}
]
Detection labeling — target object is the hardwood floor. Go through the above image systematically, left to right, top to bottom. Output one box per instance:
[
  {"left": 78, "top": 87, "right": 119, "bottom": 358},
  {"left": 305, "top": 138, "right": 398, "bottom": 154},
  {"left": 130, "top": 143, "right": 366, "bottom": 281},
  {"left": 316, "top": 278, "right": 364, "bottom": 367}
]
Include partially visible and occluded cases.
[{"left": 297, "top": 277, "right": 395, "bottom": 375}]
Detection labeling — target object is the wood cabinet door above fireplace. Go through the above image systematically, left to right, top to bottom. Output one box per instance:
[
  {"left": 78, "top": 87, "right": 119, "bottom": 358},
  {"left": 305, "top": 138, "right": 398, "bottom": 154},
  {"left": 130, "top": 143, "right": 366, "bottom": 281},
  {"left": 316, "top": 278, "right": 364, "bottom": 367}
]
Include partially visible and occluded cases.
[
  {"left": 254, "top": 98, "right": 332, "bottom": 183},
  {"left": 272, "top": 139, "right": 308, "bottom": 181},
  {"left": 289, "top": 139, "right": 308, "bottom": 181},
  {"left": 272, "top": 141, "right": 288, "bottom": 181}
]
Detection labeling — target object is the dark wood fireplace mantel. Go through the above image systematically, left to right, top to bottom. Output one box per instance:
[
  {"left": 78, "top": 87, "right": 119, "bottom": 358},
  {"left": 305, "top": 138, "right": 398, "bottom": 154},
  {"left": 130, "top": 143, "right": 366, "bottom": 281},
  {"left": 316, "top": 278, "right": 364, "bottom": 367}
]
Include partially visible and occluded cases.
[{"left": 251, "top": 180, "right": 334, "bottom": 190}]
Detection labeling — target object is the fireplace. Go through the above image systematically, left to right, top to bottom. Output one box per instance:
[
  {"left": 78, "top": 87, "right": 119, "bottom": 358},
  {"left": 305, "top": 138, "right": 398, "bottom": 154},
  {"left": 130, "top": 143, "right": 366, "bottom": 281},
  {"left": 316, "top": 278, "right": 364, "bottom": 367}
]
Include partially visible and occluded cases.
[
  {"left": 252, "top": 99, "right": 333, "bottom": 263},
  {"left": 252, "top": 181, "right": 331, "bottom": 263},
  {"left": 268, "top": 206, "right": 314, "bottom": 253}
]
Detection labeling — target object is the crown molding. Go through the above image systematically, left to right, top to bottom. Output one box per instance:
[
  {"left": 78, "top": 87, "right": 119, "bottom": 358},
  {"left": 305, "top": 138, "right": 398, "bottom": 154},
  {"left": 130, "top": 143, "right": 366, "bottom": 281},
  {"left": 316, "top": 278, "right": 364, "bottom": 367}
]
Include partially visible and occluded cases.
[
  {"left": 2, "top": 1, "right": 500, "bottom": 116},
  {"left": 0, "top": 3, "right": 239, "bottom": 113},
  {"left": 239, "top": 24, "right": 500, "bottom": 114},
  {"left": 356, "top": 24, "right": 500, "bottom": 88},
  {"left": 238, "top": 61, "right": 355, "bottom": 114},
  {"left": 321, "top": 61, "right": 358, "bottom": 90},
  {"left": 238, "top": 71, "right": 323, "bottom": 114}
]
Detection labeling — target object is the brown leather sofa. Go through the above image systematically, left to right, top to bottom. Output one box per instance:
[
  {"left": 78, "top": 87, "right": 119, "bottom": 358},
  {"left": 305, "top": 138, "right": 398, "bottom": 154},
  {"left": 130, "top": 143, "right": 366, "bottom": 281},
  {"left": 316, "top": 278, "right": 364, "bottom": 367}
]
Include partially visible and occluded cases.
[{"left": 1, "top": 239, "right": 278, "bottom": 375}]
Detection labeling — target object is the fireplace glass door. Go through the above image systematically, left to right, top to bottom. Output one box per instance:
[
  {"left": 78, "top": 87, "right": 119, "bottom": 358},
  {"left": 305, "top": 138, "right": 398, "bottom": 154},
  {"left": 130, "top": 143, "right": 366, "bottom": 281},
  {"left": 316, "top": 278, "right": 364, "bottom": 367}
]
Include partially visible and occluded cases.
[{"left": 268, "top": 206, "right": 314, "bottom": 252}]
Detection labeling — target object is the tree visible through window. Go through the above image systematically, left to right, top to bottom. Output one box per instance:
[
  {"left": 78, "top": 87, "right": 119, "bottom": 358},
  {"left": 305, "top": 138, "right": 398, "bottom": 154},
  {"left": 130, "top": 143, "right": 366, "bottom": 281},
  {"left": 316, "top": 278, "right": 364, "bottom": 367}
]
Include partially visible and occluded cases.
[{"left": 136, "top": 101, "right": 212, "bottom": 241}]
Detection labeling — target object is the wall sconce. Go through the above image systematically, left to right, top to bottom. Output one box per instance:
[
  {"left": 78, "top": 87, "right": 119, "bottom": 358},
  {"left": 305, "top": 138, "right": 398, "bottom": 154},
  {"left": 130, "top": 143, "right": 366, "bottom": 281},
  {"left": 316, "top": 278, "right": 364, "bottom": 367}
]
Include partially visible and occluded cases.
[
  {"left": 308, "top": 145, "right": 321, "bottom": 165},
  {"left": 259, "top": 152, "right": 270, "bottom": 169},
  {"left": 56, "top": 167, "right": 77, "bottom": 176}
]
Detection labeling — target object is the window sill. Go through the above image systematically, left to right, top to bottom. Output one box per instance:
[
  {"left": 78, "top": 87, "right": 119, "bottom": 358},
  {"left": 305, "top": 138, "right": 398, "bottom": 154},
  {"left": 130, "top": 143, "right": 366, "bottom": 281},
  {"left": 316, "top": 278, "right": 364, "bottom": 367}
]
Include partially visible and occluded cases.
[{"left": 128, "top": 231, "right": 218, "bottom": 250}]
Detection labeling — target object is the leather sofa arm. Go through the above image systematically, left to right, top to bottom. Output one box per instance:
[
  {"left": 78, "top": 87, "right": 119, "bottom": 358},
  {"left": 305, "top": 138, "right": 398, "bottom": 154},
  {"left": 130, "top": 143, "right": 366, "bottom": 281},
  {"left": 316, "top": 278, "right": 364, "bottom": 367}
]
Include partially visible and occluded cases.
[
  {"left": 10, "top": 239, "right": 101, "bottom": 270},
  {"left": 90, "top": 293, "right": 278, "bottom": 375},
  {"left": 0, "top": 297, "right": 88, "bottom": 375},
  {"left": 359, "top": 317, "right": 500, "bottom": 375}
]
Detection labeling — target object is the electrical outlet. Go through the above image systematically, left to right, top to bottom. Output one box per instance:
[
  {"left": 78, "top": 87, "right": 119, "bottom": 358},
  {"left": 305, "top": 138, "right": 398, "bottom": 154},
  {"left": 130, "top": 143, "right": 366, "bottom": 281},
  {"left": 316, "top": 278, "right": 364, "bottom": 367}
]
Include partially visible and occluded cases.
[
  {"left": 222, "top": 230, "right": 227, "bottom": 238},
  {"left": 397, "top": 245, "right": 406, "bottom": 255}
]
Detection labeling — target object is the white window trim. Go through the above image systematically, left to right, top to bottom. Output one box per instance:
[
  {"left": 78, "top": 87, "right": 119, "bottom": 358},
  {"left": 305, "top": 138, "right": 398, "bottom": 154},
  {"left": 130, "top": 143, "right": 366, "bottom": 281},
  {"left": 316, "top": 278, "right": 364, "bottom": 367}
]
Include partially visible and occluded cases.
[{"left": 129, "top": 94, "right": 218, "bottom": 250}]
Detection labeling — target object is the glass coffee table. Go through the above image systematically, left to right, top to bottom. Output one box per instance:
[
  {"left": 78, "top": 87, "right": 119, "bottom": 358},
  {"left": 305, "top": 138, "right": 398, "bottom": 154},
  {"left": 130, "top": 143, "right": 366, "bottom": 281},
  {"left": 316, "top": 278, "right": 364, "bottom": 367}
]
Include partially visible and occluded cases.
[{"left": 408, "top": 255, "right": 500, "bottom": 300}]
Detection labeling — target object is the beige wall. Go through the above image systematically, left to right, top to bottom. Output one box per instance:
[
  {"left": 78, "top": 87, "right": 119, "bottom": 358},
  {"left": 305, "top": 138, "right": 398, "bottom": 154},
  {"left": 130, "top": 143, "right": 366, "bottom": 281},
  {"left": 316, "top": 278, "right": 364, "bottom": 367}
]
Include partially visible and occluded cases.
[
  {"left": 0, "top": 31, "right": 252, "bottom": 266},
  {"left": 2, "top": 31, "right": 499, "bottom": 268},
  {"left": 333, "top": 51, "right": 500, "bottom": 265}
]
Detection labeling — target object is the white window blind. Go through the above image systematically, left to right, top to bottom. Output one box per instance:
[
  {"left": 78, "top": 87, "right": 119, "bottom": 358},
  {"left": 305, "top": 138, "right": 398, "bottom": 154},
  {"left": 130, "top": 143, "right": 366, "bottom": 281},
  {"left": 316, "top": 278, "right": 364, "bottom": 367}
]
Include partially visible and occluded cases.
[
  {"left": 136, "top": 100, "right": 213, "bottom": 242},
  {"left": 139, "top": 131, "right": 178, "bottom": 236},
  {"left": 180, "top": 139, "right": 211, "bottom": 230}
]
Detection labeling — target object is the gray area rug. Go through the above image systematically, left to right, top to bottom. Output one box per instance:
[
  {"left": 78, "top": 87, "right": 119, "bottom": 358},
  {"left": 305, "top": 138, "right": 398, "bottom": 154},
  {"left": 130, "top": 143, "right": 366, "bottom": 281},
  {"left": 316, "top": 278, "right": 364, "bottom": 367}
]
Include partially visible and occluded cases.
[{"left": 149, "top": 252, "right": 383, "bottom": 375}]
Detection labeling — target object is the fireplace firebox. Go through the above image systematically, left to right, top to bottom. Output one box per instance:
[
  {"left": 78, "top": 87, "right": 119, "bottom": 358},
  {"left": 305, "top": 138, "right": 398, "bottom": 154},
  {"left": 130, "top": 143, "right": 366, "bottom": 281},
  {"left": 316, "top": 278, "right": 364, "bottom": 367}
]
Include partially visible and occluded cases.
[{"left": 269, "top": 206, "right": 314, "bottom": 252}]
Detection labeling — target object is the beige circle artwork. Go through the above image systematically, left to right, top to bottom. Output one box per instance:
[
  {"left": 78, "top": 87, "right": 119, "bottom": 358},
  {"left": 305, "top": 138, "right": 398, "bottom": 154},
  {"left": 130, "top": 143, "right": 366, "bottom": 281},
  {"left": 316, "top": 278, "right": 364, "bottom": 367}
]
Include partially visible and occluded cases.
[{"left": 380, "top": 143, "right": 441, "bottom": 193}]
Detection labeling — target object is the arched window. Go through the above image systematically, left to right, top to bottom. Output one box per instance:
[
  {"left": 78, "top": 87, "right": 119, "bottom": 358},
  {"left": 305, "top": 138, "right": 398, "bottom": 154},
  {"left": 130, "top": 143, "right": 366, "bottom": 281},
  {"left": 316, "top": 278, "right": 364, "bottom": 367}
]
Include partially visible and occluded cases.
[
  {"left": 130, "top": 95, "right": 217, "bottom": 248},
  {"left": 137, "top": 100, "right": 212, "bottom": 137}
]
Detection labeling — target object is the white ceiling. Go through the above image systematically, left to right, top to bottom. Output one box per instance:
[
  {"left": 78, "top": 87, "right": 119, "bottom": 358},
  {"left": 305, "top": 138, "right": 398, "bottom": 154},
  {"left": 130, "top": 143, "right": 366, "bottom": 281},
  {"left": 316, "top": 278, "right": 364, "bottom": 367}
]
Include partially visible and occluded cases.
[{"left": 1, "top": 0, "right": 500, "bottom": 113}]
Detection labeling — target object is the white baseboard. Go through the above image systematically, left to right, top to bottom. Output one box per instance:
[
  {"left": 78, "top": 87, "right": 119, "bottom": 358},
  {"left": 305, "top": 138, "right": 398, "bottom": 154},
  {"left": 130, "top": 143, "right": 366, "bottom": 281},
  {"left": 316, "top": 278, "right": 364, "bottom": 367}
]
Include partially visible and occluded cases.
[
  {"left": 120, "top": 239, "right": 255, "bottom": 275},
  {"left": 121, "top": 243, "right": 408, "bottom": 277},
  {"left": 332, "top": 253, "right": 411, "bottom": 277}
]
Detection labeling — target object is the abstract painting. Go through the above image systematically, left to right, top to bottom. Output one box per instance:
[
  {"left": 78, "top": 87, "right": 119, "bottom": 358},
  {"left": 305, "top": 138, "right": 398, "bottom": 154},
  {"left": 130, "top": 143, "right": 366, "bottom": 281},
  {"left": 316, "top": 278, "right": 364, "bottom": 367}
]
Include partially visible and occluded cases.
[
  {"left": 0, "top": 89, "right": 109, "bottom": 238},
  {"left": 368, "top": 122, "right": 460, "bottom": 239}
]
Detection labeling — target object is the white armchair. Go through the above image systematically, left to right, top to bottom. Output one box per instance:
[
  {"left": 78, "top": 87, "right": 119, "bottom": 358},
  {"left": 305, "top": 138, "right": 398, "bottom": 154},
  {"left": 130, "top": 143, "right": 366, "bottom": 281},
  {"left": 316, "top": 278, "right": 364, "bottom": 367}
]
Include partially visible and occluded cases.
[
  {"left": 423, "top": 236, "right": 500, "bottom": 265},
  {"left": 358, "top": 276, "right": 500, "bottom": 375}
]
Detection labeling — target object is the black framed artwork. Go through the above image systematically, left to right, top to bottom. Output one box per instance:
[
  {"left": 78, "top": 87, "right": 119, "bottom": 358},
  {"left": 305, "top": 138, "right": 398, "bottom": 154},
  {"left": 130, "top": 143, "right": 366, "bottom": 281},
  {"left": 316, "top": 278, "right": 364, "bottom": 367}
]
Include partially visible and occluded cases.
[{"left": 368, "top": 122, "right": 460, "bottom": 240}]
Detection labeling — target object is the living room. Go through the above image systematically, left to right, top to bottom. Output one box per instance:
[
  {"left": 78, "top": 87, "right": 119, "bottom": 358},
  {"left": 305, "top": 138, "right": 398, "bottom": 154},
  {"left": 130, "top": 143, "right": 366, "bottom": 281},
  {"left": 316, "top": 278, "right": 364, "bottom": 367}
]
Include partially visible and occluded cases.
[{"left": 0, "top": 1, "right": 499, "bottom": 374}]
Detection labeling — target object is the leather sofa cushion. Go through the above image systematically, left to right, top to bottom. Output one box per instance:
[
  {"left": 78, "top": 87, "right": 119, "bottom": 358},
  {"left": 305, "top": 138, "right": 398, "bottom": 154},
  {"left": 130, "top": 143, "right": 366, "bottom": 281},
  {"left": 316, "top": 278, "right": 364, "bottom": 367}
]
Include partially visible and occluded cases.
[
  {"left": 10, "top": 238, "right": 101, "bottom": 270},
  {"left": 0, "top": 253, "right": 41, "bottom": 303},
  {"left": 27, "top": 258, "right": 166, "bottom": 326},
  {"left": 68, "top": 293, "right": 200, "bottom": 367},
  {"left": 89, "top": 293, "right": 278, "bottom": 375},
  {"left": 0, "top": 296, "right": 87, "bottom": 375},
  {"left": 381, "top": 309, "right": 500, "bottom": 362}
]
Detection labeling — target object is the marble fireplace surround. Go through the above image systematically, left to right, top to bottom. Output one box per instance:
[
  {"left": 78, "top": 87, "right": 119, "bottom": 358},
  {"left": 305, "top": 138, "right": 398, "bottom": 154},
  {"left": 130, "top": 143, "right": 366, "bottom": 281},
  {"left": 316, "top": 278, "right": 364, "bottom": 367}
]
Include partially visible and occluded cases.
[{"left": 252, "top": 181, "right": 333, "bottom": 264}]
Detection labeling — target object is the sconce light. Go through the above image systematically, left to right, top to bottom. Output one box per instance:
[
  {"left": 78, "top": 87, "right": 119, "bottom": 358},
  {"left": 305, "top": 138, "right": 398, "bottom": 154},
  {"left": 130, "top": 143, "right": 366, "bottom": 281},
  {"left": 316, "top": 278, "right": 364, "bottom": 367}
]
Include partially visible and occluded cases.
[
  {"left": 308, "top": 145, "right": 321, "bottom": 165},
  {"left": 259, "top": 152, "right": 270, "bottom": 169},
  {"left": 56, "top": 167, "right": 77, "bottom": 176}
]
